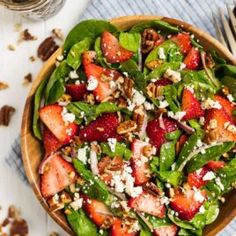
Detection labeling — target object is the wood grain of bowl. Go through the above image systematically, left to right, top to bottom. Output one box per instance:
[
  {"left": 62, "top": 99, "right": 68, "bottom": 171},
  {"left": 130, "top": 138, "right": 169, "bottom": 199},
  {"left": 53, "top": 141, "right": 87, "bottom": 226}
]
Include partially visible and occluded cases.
[{"left": 21, "top": 15, "right": 236, "bottom": 235}]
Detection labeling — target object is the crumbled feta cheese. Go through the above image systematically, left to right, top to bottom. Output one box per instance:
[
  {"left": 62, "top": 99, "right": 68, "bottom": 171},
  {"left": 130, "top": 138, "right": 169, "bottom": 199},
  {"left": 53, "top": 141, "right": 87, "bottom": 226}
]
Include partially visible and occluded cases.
[
  {"left": 158, "top": 47, "right": 166, "bottom": 60},
  {"left": 56, "top": 55, "right": 64, "bottom": 61},
  {"left": 179, "top": 63, "right": 186, "bottom": 70},
  {"left": 164, "top": 68, "right": 181, "bottom": 83},
  {"left": 69, "top": 70, "right": 79, "bottom": 79},
  {"left": 123, "top": 72, "right": 128, "bottom": 77},
  {"left": 87, "top": 76, "right": 98, "bottom": 91},
  {"left": 150, "top": 78, "right": 158, "bottom": 83},
  {"left": 75, "top": 80, "right": 81, "bottom": 85},
  {"left": 109, "top": 80, "right": 117, "bottom": 89},
  {"left": 185, "top": 85, "right": 194, "bottom": 93},
  {"left": 133, "top": 90, "right": 146, "bottom": 106},
  {"left": 227, "top": 94, "right": 234, "bottom": 102},
  {"left": 201, "top": 98, "right": 222, "bottom": 110},
  {"left": 127, "top": 99, "right": 136, "bottom": 111},
  {"left": 159, "top": 100, "right": 169, "bottom": 109},
  {"left": 58, "top": 101, "right": 69, "bottom": 106},
  {"left": 144, "top": 101, "right": 155, "bottom": 110},
  {"left": 61, "top": 107, "right": 75, "bottom": 123},
  {"left": 167, "top": 111, "right": 186, "bottom": 121},
  {"left": 199, "top": 116, "right": 205, "bottom": 125},
  {"left": 209, "top": 119, "right": 218, "bottom": 129},
  {"left": 225, "top": 122, "right": 236, "bottom": 133},
  {"left": 108, "top": 138, "right": 117, "bottom": 152},
  {"left": 196, "top": 139, "right": 203, "bottom": 148},
  {"left": 77, "top": 146, "right": 88, "bottom": 164},
  {"left": 90, "top": 149, "right": 99, "bottom": 175},
  {"left": 196, "top": 168, "right": 203, "bottom": 175},
  {"left": 203, "top": 171, "right": 215, "bottom": 181},
  {"left": 215, "top": 177, "right": 224, "bottom": 191},
  {"left": 165, "top": 183, "right": 171, "bottom": 188},
  {"left": 194, "top": 189, "right": 205, "bottom": 203},
  {"left": 161, "top": 196, "right": 170, "bottom": 205},
  {"left": 70, "top": 198, "right": 83, "bottom": 210},
  {"left": 199, "top": 205, "right": 205, "bottom": 214},
  {"left": 128, "top": 220, "right": 140, "bottom": 233}
]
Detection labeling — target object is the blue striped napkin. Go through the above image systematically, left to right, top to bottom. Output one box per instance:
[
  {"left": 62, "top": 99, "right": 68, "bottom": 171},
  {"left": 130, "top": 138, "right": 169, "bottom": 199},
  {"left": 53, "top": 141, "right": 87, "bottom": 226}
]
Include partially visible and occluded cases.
[{"left": 6, "top": 0, "right": 236, "bottom": 235}]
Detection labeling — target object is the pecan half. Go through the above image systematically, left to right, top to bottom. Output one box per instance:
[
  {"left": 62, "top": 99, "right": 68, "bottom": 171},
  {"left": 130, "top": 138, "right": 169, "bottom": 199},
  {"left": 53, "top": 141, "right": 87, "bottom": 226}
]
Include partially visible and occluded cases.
[
  {"left": 52, "top": 28, "right": 64, "bottom": 41},
  {"left": 141, "top": 28, "right": 159, "bottom": 54},
  {"left": 20, "top": 29, "right": 37, "bottom": 41},
  {"left": 37, "top": 36, "right": 59, "bottom": 61},
  {"left": 205, "top": 53, "right": 215, "bottom": 68},
  {"left": 22, "top": 73, "right": 33, "bottom": 86},
  {"left": 123, "top": 77, "right": 134, "bottom": 99},
  {"left": 0, "top": 81, "right": 9, "bottom": 91},
  {"left": 146, "top": 82, "right": 164, "bottom": 98},
  {"left": 0, "top": 105, "right": 15, "bottom": 126},
  {"left": 133, "top": 106, "right": 145, "bottom": 132},
  {"left": 117, "top": 120, "right": 137, "bottom": 134},
  {"left": 10, "top": 219, "right": 28, "bottom": 236}
]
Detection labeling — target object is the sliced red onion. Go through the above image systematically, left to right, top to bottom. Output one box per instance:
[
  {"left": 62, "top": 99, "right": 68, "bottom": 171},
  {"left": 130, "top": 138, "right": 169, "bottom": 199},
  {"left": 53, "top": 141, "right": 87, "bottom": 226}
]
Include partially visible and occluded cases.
[
  {"left": 138, "top": 46, "right": 142, "bottom": 71},
  {"left": 139, "top": 111, "right": 148, "bottom": 138},
  {"left": 159, "top": 113, "right": 165, "bottom": 130},
  {"left": 177, "top": 121, "right": 194, "bottom": 135},
  {"left": 90, "top": 150, "right": 99, "bottom": 175},
  {"left": 38, "top": 154, "right": 54, "bottom": 174},
  {"left": 62, "top": 155, "right": 72, "bottom": 163},
  {"left": 107, "top": 187, "right": 127, "bottom": 201},
  {"left": 95, "top": 209, "right": 113, "bottom": 216}
]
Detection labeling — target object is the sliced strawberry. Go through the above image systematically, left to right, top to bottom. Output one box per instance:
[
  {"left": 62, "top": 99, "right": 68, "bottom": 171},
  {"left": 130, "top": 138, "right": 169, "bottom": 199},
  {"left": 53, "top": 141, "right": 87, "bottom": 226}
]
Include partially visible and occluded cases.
[
  {"left": 101, "top": 31, "right": 133, "bottom": 63},
  {"left": 171, "top": 33, "right": 192, "bottom": 55},
  {"left": 154, "top": 34, "right": 165, "bottom": 47},
  {"left": 184, "top": 47, "right": 201, "bottom": 70},
  {"left": 82, "top": 51, "right": 96, "bottom": 66},
  {"left": 84, "top": 63, "right": 117, "bottom": 101},
  {"left": 155, "top": 78, "right": 172, "bottom": 86},
  {"left": 65, "top": 84, "right": 87, "bottom": 101},
  {"left": 182, "top": 88, "right": 204, "bottom": 120},
  {"left": 214, "top": 95, "right": 235, "bottom": 118},
  {"left": 39, "top": 104, "right": 78, "bottom": 143},
  {"left": 204, "top": 108, "right": 236, "bottom": 143},
  {"left": 79, "top": 113, "right": 120, "bottom": 142},
  {"left": 146, "top": 117, "right": 178, "bottom": 151},
  {"left": 43, "top": 127, "right": 64, "bottom": 155},
  {"left": 131, "top": 139, "right": 151, "bottom": 185},
  {"left": 40, "top": 153, "right": 76, "bottom": 198},
  {"left": 98, "top": 156, "right": 124, "bottom": 184},
  {"left": 206, "top": 160, "right": 225, "bottom": 171},
  {"left": 187, "top": 167, "right": 209, "bottom": 188},
  {"left": 170, "top": 188, "right": 206, "bottom": 221},
  {"left": 128, "top": 191, "right": 166, "bottom": 218},
  {"left": 83, "top": 196, "right": 113, "bottom": 226},
  {"left": 110, "top": 219, "right": 136, "bottom": 236},
  {"left": 153, "top": 225, "right": 178, "bottom": 236}
]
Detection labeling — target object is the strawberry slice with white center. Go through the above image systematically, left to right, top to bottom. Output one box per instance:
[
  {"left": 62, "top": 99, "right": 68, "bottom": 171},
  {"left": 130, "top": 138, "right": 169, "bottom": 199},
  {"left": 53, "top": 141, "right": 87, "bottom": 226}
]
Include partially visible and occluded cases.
[
  {"left": 101, "top": 31, "right": 133, "bottom": 63},
  {"left": 39, "top": 104, "right": 78, "bottom": 143},
  {"left": 131, "top": 139, "right": 151, "bottom": 186},
  {"left": 40, "top": 153, "right": 76, "bottom": 198},
  {"left": 187, "top": 167, "right": 209, "bottom": 188},
  {"left": 170, "top": 188, "right": 206, "bottom": 221},
  {"left": 128, "top": 191, "right": 166, "bottom": 218},
  {"left": 110, "top": 218, "right": 136, "bottom": 236},
  {"left": 153, "top": 225, "right": 178, "bottom": 236}
]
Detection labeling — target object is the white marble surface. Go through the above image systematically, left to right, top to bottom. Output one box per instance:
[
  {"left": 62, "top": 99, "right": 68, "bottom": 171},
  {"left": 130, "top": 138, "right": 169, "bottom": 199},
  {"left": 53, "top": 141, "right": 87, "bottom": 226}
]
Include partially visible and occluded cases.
[{"left": 0, "top": 0, "right": 90, "bottom": 235}]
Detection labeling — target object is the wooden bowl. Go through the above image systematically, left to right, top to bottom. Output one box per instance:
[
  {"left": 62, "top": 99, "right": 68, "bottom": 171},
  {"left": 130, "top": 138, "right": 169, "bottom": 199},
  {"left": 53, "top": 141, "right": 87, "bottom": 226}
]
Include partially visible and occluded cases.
[{"left": 21, "top": 15, "right": 236, "bottom": 235}]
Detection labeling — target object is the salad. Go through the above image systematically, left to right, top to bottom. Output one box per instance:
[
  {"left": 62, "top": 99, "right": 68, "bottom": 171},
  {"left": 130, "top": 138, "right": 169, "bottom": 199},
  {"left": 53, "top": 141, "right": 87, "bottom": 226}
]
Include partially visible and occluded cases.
[{"left": 33, "top": 19, "right": 236, "bottom": 236}]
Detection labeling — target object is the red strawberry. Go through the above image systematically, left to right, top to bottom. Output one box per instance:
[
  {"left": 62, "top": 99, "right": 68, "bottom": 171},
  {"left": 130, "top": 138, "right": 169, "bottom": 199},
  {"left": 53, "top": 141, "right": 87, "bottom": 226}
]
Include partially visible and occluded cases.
[
  {"left": 101, "top": 31, "right": 133, "bottom": 63},
  {"left": 171, "top": 33, "right": 192, "bottom": 55},
  {"left": 154, "top": 34, "right": 165, "bottom": 47},
  {"left": 184, "top": 47, "right": 201, "bottom": 70},
  {"left": 82, "top": 51, "right": 96, "bottom": 66},
  {"left": 84, "top": 63, "right": 117, "bottom": 101},
  {"left": 155, "top": 78, "right": 172, "bottom": 86},
  {"left": 66, "top": 84, "right": 87, "bottom": 101},
  {"left": 181, "top": 88, "right": 204, "bottom": 120},
  {"left": 214, "top": 95, "right": 235, "bottom": 118},
  {"left": 39, "top": 104, "right": 78, "bottom": 143},
  {"left": 204, "top": 108, "right": 236, "bottom": 143},
  {"left": 79, "top": 113, "right": 120, "bottom": 142},
  {"left": 146, "top": 117, "right": 178, "bottom": 151},
  {"left": 43, "top": 127, "right": 64, "bottom": 155},
  {"left": 131, "top": 139, "right": 151, "bottom": 185},
  {"left": 40, "top": 153, "right": 76, "bottom": 198},
  {"left": 98, "top": 156, "right": 124, "bottom": 184},
  {"left": 206, "top": 160, "right": 225, "bottom": 171},
  {"left": 187, "top": 167, "right": 209, "bottom": 188},
  {"left": 170, "top": 188, "right": 206, "bottom": 221},
  {"left": 128, "top": 191, "right": 166, "bottom": 218},
  {"left": 83, "top": 196, "right": 113, "bottom": 226},
  {"left": 110, "top": 219, "right": 136, "bottom": 236},
  {"left": 153, "top": 225, "right": 178, "bottom": 236}
]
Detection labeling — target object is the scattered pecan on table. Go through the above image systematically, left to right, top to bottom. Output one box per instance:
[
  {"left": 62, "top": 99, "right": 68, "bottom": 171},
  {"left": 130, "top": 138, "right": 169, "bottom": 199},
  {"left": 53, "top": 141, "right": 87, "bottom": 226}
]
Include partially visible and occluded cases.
[
  {"left": 19, "top": 29, "right": 38, "bottom": 41},
  {"left": 22, "top": 73, "right": 33, "bottom": 86},
  {"left": 0, "top": 82, "right": 9, "bottom": 91},
  {"left": 0, "top": 105, "right": 15, "bottom": 126}
]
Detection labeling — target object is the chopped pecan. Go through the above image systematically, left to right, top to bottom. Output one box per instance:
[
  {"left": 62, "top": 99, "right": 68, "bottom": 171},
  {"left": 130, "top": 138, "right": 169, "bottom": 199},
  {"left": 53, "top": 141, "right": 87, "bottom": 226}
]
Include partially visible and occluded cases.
[
  {"left": 52, "top": 28, "right": 64, "bottom": 41},
  {"left": 141, "top": 28, "right": 159, "bottom": 54},
  {"left": 20, "top": 29, "right": 37, "bottom": 41},
  {"left": 37, "top": 36, "right": 59, "bottom": 61},
  {"left": 7, "top": 44, "right": 16, "bottom": 51},
  {"left": 205, "top": 53, "right": 215, "bottom": 68},
  {"left": 29, "top": 55, "right": 36, "bottom": 62},
  {"left": 145, "top": 59, "right": 163, "bottom": 70},
  {"left": 22, "top": 73, "right": 33, "bottom": 86},
  {"left": 123, "top": 77, "right": 134, "bottom": 99},
  {"left": 0, "top": 81, "right": 9, "bottom": 91},
  {"left": 146, "top": 82, "right": 164, "bottom": 98},
  {"left": 222, "top": 86, "right": 230, "bottom": 96},
  {"left": 85, "top": 93, "right": 95, "bottom": 104},
  {"left": 57, "top": 94, "right": 72, "bottom": 104},
  {"left": 117, "top": 96, "right": 128, "bottom": 108},
  {"left": 0, "top": 105, "right": 15, "bottom": 126},
  {"left": 133, "top": 106, "right": 145, "bottom": 132},
  {"left": 117, "top": 120, "right": 137, "bottom": 134},
  {"left": 123, "top": 132, "right": 134, "bottom": 143},
  {"left": 91, "top": 142, "right": 101, "bottom": 154},
  {"left": 142, "top": 145, "right": 153, "bottom": 157},
  {"left": 143, "top": 182, "right": 163, "bottom": 196},
  {"left": 60, "top": 191, "right": 72, "bottom": 204},
  {"left": 47, "top": 195, "right": 64, "bottom": 212},
  {"left": 100, "top": 217, "right": 114, "bottom": 229},
  {"left": 2, "top": 218, "right": 10, "bottom": 227},
  {"left": 10, "top": 219, "right": 28, "bottom": 236}
]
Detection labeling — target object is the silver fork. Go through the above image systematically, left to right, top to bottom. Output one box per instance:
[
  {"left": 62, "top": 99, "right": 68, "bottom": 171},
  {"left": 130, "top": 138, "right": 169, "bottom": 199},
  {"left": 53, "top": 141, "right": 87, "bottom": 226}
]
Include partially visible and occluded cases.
[{"left": 213, "top": 1, "right": 236, "bottom": 55}]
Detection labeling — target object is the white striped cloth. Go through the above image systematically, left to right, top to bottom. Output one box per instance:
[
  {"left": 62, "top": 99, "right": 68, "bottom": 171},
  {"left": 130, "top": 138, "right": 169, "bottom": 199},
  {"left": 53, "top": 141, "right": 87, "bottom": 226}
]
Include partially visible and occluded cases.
[{"left": 6, "top": 0, "right": 236, "bottom": 235}]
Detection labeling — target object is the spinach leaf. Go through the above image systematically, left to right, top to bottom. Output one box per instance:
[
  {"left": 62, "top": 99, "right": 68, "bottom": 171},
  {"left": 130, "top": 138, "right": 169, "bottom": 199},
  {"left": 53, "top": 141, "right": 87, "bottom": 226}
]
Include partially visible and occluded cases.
[
  {"left": 64, "top": 19, "right": 118, "bottom": 52},
  {"left": 130, "top": 20, "right": 179, "bottom": 34},
  {"left": 119, "top": 32, "right": 141, "bottom": 52},
  {"left": 67, "top": 38, "right": 91, "bottom": 70},
  {"left": 191, "top": 38, "right": 203, "bottom": 50},
  {"left": 211, "top": 51, "right": 226, "bottom": 65},
  {"left": 120, "top": 59, "right": 139, "bottom": 72},
  {"left": 45, "top": 61, "right": 71, "bottom": 104},
  {"left": 146, "top": 62, "right": 181, "bottom": 81},
  {"left": 215, "top": 64, "right": 236, "bottom": 78},
  {"left": 129, "top": 70, "right": 147, "bottom": 93},
  {"left": 221, "top": 76, "right": 236, "bottom": 99},
  {"left": 33, "top": 78, "right": 48, "bottom": 140},
  {"left": 163, "top": 85, "right": 181, "bottom": 112},
  {"left": 165, "top": 130, "right": 182, "bottom": 141},
  {"left": 175, "top": 133, "right": 200, "bottom": 171},
  {"left": 159, "top": 141, "right": 176, "bottom": 171},
  {"left": 101, "top": 142, "right": 132, "bottom": 160},
  {"left": 187, "top": 142, "right": 234, "bottom": 172},
  {"left": 150, "top": 156, "right": 160, "bottom": 173},
  {"left": 73, "top": 159, "right": 109, "bottom": 201},
  {"left": 157, "top": 171, "right": 183, "bottom": 186},
  {"left": 66, "top": 208, "right": 98, "bottom": 236},
  {"left": 140, "top": 229, "right": 152, "bottom": 236}
]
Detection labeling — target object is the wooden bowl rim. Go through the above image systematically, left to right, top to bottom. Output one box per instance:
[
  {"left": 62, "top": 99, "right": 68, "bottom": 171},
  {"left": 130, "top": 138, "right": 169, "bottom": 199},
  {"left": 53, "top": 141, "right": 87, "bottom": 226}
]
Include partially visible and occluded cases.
[{"left": 21, "top": 15, "right": 236, "bottom": 236}]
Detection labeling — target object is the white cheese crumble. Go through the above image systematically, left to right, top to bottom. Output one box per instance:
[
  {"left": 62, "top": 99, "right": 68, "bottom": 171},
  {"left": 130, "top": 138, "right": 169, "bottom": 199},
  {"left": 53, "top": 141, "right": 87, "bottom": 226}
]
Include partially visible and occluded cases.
[
  {"left": 158, "top": 47, "right": 166, "bottom": 60},
  {"left": 56, "top": 55, "right": 64, "bottom": 61},
  {"left": 179, "top": 63, "right": 186, "bottom": 70},
  {"left": 164, "top": 68, "right": 181, "bottom": 83},
  {"left": 69, "top": 70, "right": 79, "bottom": 79},
  {"left": 87, "top": 76, "right": 98, "bottom": 91},
  {"left": 75, "top": 80, "right": 81, "bottom": 85},
  {"left": 109, "top": 80, "right": 117, "bottom": 89},
  {"left": 185, "top": 85, "right": 194, "bottom": 93},
  {"left": 132, "top": 90, "right": 146, "bottom": 106},
  {"left": 227, "top": 94, "right": 234, "bottom": 102},
  {"left": 201, "top": 98, "right": 222, "bottom": 110},
  {"left": 159, "top": 100, "right": 169, "bottom": 109},
  {"left": 144, "top": 101, "right": 155, "bottom": 110},
  {"left": 61, "top": 107, "right": 75, "bottom": 124},
  {"left": 167, "top": 111, "right": 186, "bottom": 121},
  {"left": 199, "top": 116, "right": 205, "bottom": 125},
  {"left": 209, "top": 119, "right": 218, "bottom": 129},
  {"left": 108, "top": 138, "right": 117, "bottom": 152},
  {"left": 77, "top": 146, "right": 88, "bottom": 164},
  {"left": 90, "top": 149, "right": 99, "bottom": 175},
  {"left": 203, "top": 171, "right": 216, "bottom": 181},
  {"left": 215, "top": 177, "right": 224, "bottom": 191},
  {"left": 193, "top": 189, "right": 205, "bottom": 203},
  {"left": 70, "top": 198, "right": 83, "bottom": 211},
  {"left": 199, "top": 205, "right": 206, "bottom": 214}
]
